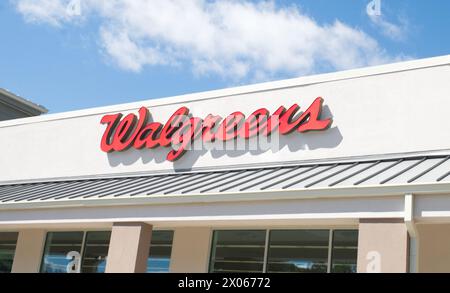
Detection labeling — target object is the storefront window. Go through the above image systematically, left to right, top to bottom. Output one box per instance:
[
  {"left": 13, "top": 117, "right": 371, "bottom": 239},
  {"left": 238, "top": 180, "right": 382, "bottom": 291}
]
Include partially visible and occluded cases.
[
  {"left": 209, "top": 229, "right": 358, "bottom": 273},
  {"left": 209, "top": 230, "right": 266, "bottom": 273},
  {"left": 267, "top": 230, "right": 329, "bottom": 273},
  {"left": 330, "top": 230, "right": 358, "bottom": 273},
  {"left": 41, "top": 231, "right": 111, "bottom": 273},
  {"left": 81, "top": 231, "right": 111, "bottom": 273},
  {"left": 147, "top": 231, "right": 174, "bottom": 273},
  {"left": 0, "top": 232, "right": 18, "bottom": 273},
  {"left": 41, "top": 232, "right": 84, "bottom": 273}
]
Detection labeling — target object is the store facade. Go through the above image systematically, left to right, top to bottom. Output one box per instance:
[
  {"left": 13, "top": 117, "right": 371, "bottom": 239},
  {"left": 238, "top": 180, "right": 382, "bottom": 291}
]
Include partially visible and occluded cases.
[{"left": 1, "top": 55, "right": 450, "bottom": 273}]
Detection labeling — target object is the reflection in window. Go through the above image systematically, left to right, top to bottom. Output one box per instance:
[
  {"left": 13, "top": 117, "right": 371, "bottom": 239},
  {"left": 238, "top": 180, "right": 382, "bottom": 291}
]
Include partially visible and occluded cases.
[
  {"left": 209, "top": 230, "right": 266, "bottom": 273},
  {"left": 267, "top": 230, "right": 329, "bottom": 273},
  {"left": 331, "top": 230, "right": 358, "bottom": 273},
  {"left": 41, "top": 231, "right": 111, "bottom": 273},
  {"left": 81, "top": 231, "right": 111, "bottom": 273},
  {"left": 147, "top": 231, "right": 174, "bottom": 273},
  {"left": 0, "top": 232, "right": 18, "bottom": 273},
  {"left": 40, "top": 232, "right": 84, "bottom": 273}
]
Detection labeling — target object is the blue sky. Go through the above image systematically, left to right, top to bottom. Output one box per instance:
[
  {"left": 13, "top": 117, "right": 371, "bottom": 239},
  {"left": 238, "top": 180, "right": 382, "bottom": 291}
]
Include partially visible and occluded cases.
[{"left": 0, "top": 0, "right": 449, "bottom": 113}]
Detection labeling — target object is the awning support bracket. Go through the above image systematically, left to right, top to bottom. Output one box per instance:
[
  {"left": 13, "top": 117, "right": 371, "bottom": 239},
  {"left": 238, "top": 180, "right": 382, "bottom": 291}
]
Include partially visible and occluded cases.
[{"left": 404, "top": 193, "right": 417, "bottom": 238}]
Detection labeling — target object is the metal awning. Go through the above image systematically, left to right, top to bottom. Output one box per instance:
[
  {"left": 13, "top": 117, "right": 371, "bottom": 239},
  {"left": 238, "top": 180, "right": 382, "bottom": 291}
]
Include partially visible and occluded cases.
[{"left": 0, "top": 155, "right": 449, "bottom": 204}]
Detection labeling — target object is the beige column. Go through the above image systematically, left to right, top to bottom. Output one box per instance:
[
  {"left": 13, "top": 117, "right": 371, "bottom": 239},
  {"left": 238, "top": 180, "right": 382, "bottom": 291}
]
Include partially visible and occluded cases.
[
  {"left": 357, "top": 219, "right": 409, "bottom": 273},
  {"left": 105, "top": 222, "right": 152, "bottom": 273},
  {"left": 416, "top": 224, "right": 450, "bottom": 273},
  {"left": 169, "top": 227, "right": 212, "bottom": 273},
  {"left": 11, "top": 229, "right": 47, "bottom": 273}
]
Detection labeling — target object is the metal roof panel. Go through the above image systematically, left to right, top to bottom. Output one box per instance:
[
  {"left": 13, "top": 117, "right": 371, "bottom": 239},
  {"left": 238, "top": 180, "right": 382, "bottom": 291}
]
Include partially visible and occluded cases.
[{"left": 0, "top": 155, "right": 449, "bottom": 204}]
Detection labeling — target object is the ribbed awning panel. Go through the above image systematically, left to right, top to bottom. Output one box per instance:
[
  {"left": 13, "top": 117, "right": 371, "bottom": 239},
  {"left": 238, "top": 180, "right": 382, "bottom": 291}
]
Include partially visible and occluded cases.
[{"left": 0, "top": 155, "right": 449, "bottom": 204}]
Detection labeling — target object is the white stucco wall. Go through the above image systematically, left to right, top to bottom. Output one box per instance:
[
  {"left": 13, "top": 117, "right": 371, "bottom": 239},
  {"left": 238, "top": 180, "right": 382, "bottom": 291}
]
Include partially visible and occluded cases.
[
  {"left": 1, "top": 56, "right": 449, "bottom": 182},
  {"left": 0, "top": 196, "right": 405, "bottom": 227}
]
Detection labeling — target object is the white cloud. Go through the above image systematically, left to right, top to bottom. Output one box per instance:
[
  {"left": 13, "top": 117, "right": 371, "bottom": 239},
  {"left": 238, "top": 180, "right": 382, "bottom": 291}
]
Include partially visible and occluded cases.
[
  {"left": 13, "top": 0, "right": 405, "bottom": 80},
  {"left": 15, "top": 0, "right": 80, "bottom": 26},
  {"left": 365, "top": 0, "right": 408, "bottom": 42},
  {"left": 369, "top": 14, "right": 408, "bottom": 41}
]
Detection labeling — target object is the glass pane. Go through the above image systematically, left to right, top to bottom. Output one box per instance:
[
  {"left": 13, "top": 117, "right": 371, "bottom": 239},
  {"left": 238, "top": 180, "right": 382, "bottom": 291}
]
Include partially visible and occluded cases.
[
  {"left": 209, "top": 230, "right": 266, "bottom": 273},
  {"left": 267, "top": 230, "right": 329, "bottom": 273},
  {"left": 331, "top": 230, "right": 358, "bottom": 273},
  {"left": 81, "top": 231, "right": 111, "bottom": 273},
  {"left": 147, "top": 231, "right": 174, "bottom": 273},
  {"left": 0, "top": 232, "right": 18, "bottom": 273},
  {"left": 40, "top": 232, "right": 84, "bottom": 273}
]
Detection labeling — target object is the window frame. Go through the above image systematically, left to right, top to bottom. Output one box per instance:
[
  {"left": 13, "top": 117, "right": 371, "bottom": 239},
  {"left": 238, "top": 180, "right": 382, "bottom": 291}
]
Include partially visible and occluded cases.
[
  {"left": 208, "top": 227, "right": 358, "bottom": 273},
  {"left": 209, "top": 229, "right": 267, "bottom": 273},
  {"left": 329, "top": 229, "right": 359, "bottom": 273},
  {"left": 39, "top": 230, "right": 104, "bottom": 273},
  {"left": 147, "top": 230, "right": 175, "bottom": 273},
  {"left": 0, "top": 231, "right": 19, "bottom": 273},
  {"left": 80, "top": 231, "right": 112, "bottom": 273}
]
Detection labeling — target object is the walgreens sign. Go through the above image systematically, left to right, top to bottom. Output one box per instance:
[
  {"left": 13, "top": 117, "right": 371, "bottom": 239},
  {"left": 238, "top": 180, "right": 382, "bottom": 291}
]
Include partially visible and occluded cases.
[{"left": 100, "top": 97, "right": 332, "bottom": 162}]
